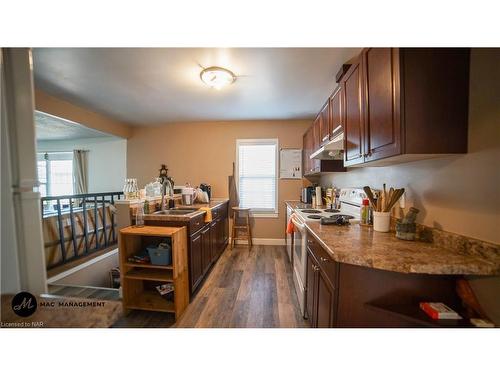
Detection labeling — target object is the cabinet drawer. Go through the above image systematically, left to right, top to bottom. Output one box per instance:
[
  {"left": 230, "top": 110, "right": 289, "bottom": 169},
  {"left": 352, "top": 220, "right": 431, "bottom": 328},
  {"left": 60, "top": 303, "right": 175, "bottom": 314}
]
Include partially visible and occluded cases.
[
  {"left": 189, "top": 216, "right": 205, "bottom": 234},
  {"left": 307, "top": 236, "right": 338, "bottom": 287}
]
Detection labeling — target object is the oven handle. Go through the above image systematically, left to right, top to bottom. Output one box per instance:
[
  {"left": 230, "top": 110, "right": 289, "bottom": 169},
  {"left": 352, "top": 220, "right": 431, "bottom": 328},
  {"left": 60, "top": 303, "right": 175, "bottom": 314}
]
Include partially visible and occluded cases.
[{"left": 291, "top": 216, "right": 306, "bottom": 232}]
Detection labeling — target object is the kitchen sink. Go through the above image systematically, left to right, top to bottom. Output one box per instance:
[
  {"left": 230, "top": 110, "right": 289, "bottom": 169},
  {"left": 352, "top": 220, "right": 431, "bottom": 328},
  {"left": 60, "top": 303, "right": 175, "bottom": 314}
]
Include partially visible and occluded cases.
[{"left": 153, "top": 208, "right": 199, "bottom": 215}]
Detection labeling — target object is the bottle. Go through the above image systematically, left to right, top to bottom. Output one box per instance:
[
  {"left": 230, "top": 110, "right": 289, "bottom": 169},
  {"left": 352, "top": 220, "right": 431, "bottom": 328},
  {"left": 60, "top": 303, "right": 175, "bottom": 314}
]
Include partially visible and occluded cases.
[
  {"left": 360, "top": 198, "right": 370, "bottom": 225},
  {"left": 135, "top": 203, "right": 144, "bottom": 227}
]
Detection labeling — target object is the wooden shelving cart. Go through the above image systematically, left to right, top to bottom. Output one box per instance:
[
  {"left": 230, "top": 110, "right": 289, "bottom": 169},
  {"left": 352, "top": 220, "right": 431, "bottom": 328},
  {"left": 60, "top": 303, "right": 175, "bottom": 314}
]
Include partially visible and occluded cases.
[{"left": 119, "top": 226, "right": 189, "bottom": 320}]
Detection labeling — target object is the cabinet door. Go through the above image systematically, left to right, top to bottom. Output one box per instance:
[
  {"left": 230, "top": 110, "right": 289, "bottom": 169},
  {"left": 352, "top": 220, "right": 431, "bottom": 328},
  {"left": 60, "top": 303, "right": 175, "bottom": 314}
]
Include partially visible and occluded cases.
[
  {"left": 362, "top": 48, "right": 401, "bottom": 162},
  {"left": 343, "top": 59, "right": 365, "bottom": 166},
  {"left": 330, "top": 87, "right": 342, "bottom": 136},
  {"left": 319, "top": 101, "right": 330, "bottom": 146},
  {"left": 311, "top": 117, "right": 321, "bottom": 172},
  {"left": 303, "top": 126, "right": 314, "bottom": 175},
  {"left": 217, "top": 218, "right": 225, "bottom": 256},
  {"left": 210, "top": 220, "right": 218, "bottom": 262},
  {"left": 201, "top": 225, "right": 211, "bottom": 273},
  {"left": 190, "top": 232, "right": 203, "bottom": 290},
  {"left": 306, "top": 251, "right": 318, "bottom": 327},
  {"left": 316, "top": 270, "right": 336, "bottom": 328}
]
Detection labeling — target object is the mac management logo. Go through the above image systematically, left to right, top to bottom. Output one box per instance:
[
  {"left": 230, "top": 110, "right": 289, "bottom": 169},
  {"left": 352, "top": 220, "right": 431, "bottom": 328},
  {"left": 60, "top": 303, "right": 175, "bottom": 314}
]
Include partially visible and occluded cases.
[{"left": 11, "top": 292, "right": 38, "bottom": 317}]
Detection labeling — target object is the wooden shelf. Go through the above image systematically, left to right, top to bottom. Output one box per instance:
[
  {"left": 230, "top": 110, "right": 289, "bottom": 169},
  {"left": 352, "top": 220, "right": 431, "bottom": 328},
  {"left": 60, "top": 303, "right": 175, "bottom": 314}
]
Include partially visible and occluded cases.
[
  {"left": 119, "top": 225, "right": 189, "bottom": 319},
  {"left": 120, "top": 225, "right": 184, "bottom": 237},
  {"left": 124, "top": 262, "right": 173, "bottom": 270},
  {"left": 125, "top": 268, "right": 173, "bottom": 282},
  {"left": 126, "top": 291, "right": 175, "bottom": 313},
  {"left": 365, "top": 303, "right": 474, "bottom": 328}
]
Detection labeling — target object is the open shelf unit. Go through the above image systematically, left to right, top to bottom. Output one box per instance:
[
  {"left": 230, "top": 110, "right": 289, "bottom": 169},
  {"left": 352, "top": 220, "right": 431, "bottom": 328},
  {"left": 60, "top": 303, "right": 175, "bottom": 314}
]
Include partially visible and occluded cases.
[{"left": 119, "top": 226, "right": 189, "bottom": 319}]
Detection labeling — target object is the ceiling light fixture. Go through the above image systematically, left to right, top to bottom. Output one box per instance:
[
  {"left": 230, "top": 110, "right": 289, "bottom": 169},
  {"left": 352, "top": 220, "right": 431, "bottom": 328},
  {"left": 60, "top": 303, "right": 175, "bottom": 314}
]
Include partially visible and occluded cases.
[{"left": 200, "top": 66, "right": 236, "bottom": 90}]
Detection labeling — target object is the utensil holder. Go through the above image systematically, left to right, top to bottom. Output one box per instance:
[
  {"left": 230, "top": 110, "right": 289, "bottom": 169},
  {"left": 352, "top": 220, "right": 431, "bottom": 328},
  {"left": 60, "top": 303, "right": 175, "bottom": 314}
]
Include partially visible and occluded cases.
[{"left": 373, "top": 211, "right": 391, "bottom": 232}]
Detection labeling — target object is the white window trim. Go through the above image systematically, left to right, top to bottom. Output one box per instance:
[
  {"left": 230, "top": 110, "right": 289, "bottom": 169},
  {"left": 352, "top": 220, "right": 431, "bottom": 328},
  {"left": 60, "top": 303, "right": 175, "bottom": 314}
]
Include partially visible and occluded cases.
[
  {"left": 235, "top": 138, "right": 279, "bottom": 218},
  {"left": 36, "top": 152, "right": 73, "bottom": 197}
]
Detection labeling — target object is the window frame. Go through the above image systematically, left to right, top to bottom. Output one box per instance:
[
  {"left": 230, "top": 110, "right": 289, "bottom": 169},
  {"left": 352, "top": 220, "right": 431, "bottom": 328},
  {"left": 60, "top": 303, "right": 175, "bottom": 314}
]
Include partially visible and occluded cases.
[
  {"left": 235, "top": 138, "right": 279, "bottom": 218},
  {"left": 36, "top": 151, "right": 74, "bottom": 197}
]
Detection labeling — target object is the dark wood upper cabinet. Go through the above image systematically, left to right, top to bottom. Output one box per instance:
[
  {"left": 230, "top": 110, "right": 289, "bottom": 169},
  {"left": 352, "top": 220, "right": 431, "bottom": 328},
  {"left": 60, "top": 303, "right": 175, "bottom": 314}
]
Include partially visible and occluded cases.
[
  {"left": 343, "top": 48, "right": 469, "bottom": 167},
  {"left": 362, "top": 48, "right": 401, "bottom": 162},
  {"left": 342, "top": 58, "right": 364, "bottom": 166},
  {"left": 330, "top": 86, "right": 342, "bottom": 137},
  {"left": 319, "top": 100, "right": 330, "bottom": 146}
]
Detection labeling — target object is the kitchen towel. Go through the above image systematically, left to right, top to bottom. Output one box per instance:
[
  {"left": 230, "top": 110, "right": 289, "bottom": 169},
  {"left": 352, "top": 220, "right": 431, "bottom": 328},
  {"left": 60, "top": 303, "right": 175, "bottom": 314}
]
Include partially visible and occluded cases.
[{"left": 199, "top": 207, "right": 212, "bottom": 223}]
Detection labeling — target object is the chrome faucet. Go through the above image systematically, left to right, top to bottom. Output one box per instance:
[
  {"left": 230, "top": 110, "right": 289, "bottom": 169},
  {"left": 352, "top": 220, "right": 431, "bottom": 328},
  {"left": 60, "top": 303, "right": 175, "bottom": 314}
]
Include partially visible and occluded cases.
[{"left": 160, "top": 177, "right": 174, "bottom": 210}]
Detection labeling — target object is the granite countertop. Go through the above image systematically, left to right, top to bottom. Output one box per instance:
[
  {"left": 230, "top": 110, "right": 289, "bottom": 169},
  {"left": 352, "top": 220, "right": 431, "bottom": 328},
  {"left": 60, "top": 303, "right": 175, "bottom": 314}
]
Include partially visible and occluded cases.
[
  {"left": 143, "top": 199, "right": 229, "bottom": 222},
  {"left": 285, "top": 200, "right": 500, "bottom": 275}
]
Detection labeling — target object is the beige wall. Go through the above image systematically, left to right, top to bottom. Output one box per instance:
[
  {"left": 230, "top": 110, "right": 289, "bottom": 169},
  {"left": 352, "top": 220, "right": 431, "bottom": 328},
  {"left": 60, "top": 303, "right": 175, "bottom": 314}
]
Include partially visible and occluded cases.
[
  {"left": 320, "top": 49, "right": 500, "bottom": 245},
  {"left": 34, "top": 89, "right": 133, "bottom": 139},
  {"left": 127, "top": 120, "right": 310, "bottom": 239}
]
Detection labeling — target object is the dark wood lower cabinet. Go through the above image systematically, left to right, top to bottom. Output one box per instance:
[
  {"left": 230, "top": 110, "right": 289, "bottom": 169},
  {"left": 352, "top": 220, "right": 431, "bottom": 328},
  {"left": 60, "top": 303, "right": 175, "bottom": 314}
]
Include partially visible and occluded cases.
[
  {"left": 146, "top": 201, "right": 229, "bottom": 297},
  {"left": 201, "top": 225, "right": 211, "bottom": 274},
  {"left": 305, "top": 231, "right": 462, "bottom": 328},
  {"left": 189, "top": 232, "right": 203, "bottom": 291},
  {"left": 305, "top": 247, "right": 338, "bottom": 328},
  {"left": 316, "top": 270, "right": 336, "bottom": 328}
]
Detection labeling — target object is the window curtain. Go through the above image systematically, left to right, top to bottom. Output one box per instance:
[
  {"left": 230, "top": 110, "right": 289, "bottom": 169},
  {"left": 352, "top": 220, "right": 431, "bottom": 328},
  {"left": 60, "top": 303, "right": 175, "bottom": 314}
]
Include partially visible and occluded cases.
[{"left": 73, "top": 150, "right": 89, "bottom": 195}]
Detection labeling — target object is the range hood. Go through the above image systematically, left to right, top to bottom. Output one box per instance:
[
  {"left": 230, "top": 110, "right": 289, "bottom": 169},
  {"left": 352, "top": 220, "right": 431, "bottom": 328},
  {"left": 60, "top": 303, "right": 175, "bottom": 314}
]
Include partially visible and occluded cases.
[{"left": 310, "top": 130, "right": 344, "bottom": 160}]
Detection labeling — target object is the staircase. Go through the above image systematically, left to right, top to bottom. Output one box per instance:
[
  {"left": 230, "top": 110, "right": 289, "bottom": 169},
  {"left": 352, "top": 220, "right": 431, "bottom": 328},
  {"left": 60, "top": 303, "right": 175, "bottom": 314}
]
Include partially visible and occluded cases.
[{"left": 48, "top": 284, "right": 121, "bottom": 301}]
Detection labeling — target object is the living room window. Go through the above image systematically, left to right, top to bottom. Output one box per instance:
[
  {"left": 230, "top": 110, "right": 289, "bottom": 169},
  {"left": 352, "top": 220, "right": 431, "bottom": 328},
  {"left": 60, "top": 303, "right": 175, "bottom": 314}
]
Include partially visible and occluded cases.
[{"left": 36, "top": 152, "right": 74, "bottom": 197}]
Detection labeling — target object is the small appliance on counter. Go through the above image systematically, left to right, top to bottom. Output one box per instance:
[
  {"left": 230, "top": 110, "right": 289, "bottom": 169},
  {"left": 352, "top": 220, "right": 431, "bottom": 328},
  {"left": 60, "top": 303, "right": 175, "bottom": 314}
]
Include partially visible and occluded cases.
[
  {"left": 199, "top": 183, "right": 212, "bottom": 200},
  {"left": 301, "top": 186, "right": 315, "bottom": 204},
  {"left": 181, "top": 187, "right": 196, "bottom": 205}
]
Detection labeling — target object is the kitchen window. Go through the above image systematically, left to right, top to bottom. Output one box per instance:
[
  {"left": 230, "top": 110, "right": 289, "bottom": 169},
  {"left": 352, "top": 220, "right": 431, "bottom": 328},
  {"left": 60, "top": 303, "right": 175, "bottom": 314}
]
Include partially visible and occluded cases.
[
  {"left": 236, "top": 139, "right": 279, "bottom": 217},
  {"left": 36, "top": 152, "right": 74, "bottom": 197}
]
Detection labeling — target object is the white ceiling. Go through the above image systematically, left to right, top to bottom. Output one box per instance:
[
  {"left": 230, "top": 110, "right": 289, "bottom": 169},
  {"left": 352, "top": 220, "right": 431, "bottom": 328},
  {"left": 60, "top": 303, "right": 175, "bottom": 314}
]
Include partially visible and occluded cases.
[
  {"left": 33, "top": 48, "right": 361, "bottom": 126},
  {"left": 35, "top": 111, "right": 114, "bottom": 141}
]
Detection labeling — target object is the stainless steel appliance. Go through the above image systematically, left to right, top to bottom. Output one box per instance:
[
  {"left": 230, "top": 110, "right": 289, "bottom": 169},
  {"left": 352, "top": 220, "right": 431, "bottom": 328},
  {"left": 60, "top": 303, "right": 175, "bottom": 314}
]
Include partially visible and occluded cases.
[
  {"left": 301, "top": 186, "right": 315, "bottom": 204},
  {"left": 291, "top": 188, "right": 366, "bottom": 318},
  {"left": 286, "top": 205, "right": 294, "bottom": 265}
]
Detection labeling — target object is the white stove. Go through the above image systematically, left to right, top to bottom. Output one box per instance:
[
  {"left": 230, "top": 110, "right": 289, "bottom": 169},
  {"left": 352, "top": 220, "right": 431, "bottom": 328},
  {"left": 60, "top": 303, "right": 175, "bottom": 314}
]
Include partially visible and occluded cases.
[
  {"left": 291, "top": 188, "right": 367, "bottom": 318},
  {"left": 294, "top": 188, "right": 367, "bottom": 224}
]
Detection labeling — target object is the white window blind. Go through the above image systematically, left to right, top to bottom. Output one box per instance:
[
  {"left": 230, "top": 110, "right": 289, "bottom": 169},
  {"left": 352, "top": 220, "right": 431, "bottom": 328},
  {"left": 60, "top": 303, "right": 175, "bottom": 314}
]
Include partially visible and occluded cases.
[{"left": 236, "top": 139, "right": 278, "bottom": 213}]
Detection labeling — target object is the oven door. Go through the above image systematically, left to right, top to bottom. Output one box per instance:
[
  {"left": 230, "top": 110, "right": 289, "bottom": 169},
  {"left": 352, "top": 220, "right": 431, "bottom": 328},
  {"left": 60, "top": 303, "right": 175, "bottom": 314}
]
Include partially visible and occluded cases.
[{"left": 286, "top": 206, "right": 294, "bottom": 265}]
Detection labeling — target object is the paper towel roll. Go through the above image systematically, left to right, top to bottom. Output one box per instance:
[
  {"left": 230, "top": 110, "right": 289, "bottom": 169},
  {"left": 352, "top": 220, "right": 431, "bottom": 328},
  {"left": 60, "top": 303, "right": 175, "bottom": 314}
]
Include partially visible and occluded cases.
[{"left": 315, "top": 186, "right": 322, "bottom": 207}]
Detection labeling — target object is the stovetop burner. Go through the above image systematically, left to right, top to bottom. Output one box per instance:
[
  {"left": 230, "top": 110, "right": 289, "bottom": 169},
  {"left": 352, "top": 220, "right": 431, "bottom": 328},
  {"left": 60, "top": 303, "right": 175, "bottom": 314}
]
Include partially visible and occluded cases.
[
  {"left": 323, "top": 208, "right": 340, "bottom": 213},
  {"left": 301, "top": 209, "right": 322, "bottom": 214},
  {"left": 307, "top": 215, "right": 323, "bottom": 220}
]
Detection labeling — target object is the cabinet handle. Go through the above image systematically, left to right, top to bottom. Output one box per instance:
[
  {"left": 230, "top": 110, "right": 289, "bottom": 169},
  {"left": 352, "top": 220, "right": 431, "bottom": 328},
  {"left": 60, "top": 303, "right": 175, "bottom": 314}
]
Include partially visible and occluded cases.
[
  {"left": 322, "top": 135, "right": 329, "bottom": 141},
  {"left": 320, "top": 256, "right": 331, "bottom": 263}
]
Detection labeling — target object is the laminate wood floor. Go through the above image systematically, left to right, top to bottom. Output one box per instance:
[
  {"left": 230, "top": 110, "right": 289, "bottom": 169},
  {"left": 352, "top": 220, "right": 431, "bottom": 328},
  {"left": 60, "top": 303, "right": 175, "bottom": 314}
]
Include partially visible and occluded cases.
[{"left": 114, "top": 245, "right": 307, "bottom": 328}]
